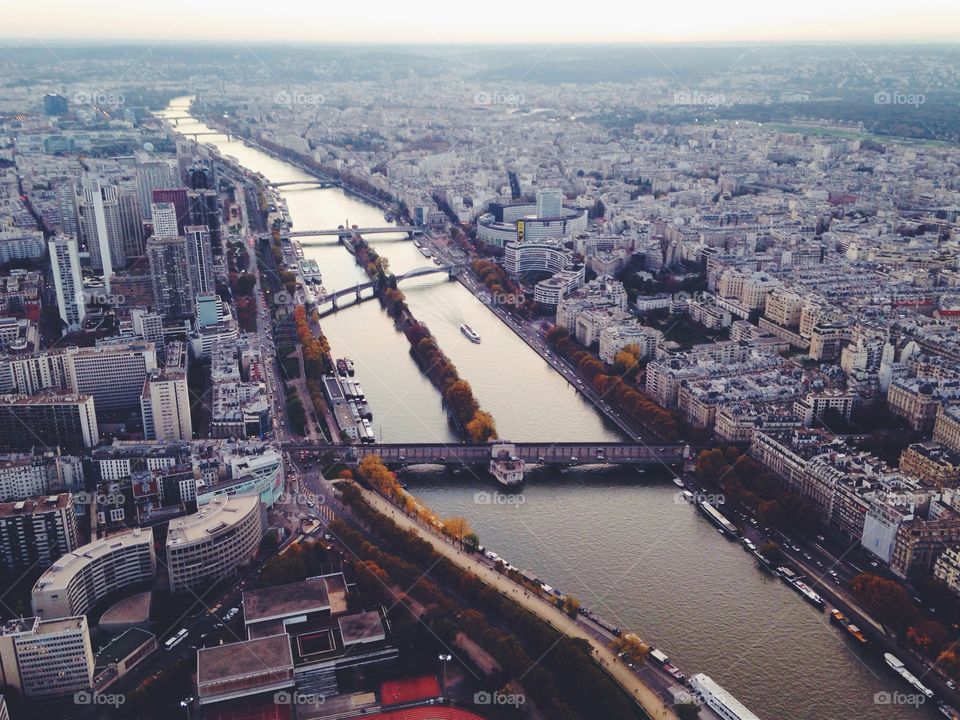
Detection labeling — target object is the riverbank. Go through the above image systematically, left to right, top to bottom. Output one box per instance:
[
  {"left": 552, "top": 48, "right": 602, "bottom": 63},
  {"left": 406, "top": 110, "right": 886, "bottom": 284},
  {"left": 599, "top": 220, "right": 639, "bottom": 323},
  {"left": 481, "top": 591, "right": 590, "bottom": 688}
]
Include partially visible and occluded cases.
[{"left": 353, "top": 483, "right": 681, "bottom": 720}]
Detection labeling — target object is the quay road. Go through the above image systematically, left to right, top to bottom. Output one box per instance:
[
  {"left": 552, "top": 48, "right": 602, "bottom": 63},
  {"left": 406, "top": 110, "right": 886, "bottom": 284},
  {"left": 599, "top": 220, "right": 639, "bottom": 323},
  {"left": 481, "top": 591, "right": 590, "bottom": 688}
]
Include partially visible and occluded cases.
[
  {"left": 284, "top": 441, "right": 690, "bottom": 468},
  {"left": 351, "top": 483, "right": 684, "bottom": 720}
]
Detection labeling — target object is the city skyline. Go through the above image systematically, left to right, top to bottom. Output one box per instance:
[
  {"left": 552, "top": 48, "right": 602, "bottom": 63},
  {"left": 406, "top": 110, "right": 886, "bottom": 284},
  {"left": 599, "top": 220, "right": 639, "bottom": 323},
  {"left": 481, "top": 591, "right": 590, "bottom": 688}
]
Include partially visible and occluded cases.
[{"left": 3, "top": 0, "right": 960, "bottom": 43}]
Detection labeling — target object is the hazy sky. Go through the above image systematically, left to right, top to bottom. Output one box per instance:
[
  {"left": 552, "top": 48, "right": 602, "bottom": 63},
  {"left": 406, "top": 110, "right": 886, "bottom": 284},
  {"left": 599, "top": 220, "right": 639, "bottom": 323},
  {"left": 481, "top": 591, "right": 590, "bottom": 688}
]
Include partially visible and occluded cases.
[{"left": 5, "top": 0, "right": 960, "bottom": 43}]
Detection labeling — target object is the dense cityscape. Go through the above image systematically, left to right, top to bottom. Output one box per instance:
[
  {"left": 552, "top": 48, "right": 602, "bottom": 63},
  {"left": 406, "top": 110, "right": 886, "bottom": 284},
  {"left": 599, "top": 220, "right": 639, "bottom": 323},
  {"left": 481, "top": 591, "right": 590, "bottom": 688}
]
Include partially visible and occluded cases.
[{"left": 0, "top": 17, "right": 957, "bottom": 720}]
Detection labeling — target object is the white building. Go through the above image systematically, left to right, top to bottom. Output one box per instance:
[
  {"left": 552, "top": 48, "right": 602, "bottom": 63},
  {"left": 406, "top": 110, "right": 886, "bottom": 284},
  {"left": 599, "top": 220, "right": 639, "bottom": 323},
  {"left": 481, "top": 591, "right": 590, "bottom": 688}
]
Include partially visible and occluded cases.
[
  {"left": 150, "top": 201, "right": 180, "bottom": 240},
  {"left": 48, "top": 235, "right": 85, "bottom": 332},
  {"left": 141, "top": 370, "right": 192, "bottom": 441},
  {"left": 32, "top": 527, "right": 156, "bottom": 620},
  {"left": 0, "top": 616, "right": 94, "bottom": 698}
]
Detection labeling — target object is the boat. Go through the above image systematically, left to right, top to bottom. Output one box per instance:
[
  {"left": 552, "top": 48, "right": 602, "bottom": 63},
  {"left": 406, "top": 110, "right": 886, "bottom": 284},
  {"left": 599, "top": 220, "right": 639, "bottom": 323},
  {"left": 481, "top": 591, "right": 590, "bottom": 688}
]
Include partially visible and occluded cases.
[
  {"left": 413, "top": 239, "right": 423, "bottom": 248},
  {"left": 419, "top": 246, "right": 433, "bottom": 258},
  {"left": 460, "top": 324, "right": 481, "bottom": 344},
  {"left": 345, "top": 358, "right": 355, "bottom": 376},
  {"left": 336, "top": 359, "right": 348, "bottom": 376},
  {"left": 489, "top": 442, "right": 524, "bottom": 486},
  {"left": 672, "top": 477, "right": 685, "bottom": 488},
  {"left": 682, "top": 489, "right": 694, "bottom": 502},
  {"left": 695, "top": 499, "right": 739, "bottom": 537},
  {"left": 790, "top": 579, "right": 825, "bottom": 610},
  {"left": 830, "top": 609, "right": 868, "bottom": 645},
  {"left": 885, "top": 653, "right": 934, "bottom": 698},
  {"left": 691, "top": 673, "right": 762, "bottom": 720},
  {"left": 939, "top": 701, "right": 960, "bottom": 719}
]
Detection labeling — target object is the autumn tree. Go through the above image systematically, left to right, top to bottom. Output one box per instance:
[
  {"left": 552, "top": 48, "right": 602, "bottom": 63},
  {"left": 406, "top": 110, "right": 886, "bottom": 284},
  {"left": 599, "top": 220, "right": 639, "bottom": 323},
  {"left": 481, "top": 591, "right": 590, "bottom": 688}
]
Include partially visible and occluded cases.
[
  {"left": 442, "top": 516, "right": 473, "bottom": 546},
  {"left": 611, "top": 632, "right": 650, "bottom": 666}
]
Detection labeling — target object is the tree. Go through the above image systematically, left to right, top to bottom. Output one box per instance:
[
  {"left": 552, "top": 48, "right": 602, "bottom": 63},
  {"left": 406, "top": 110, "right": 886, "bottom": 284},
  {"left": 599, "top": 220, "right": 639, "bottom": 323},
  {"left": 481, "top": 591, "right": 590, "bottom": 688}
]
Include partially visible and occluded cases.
[
  {"left": 466, "top": 411, "right": 498, "bottom": 442},
  {"left": 442, "top": 516, "right": 473, "bottom": 546},
  {"left": 560, "top": 594, "right": 581, "bottom": 618},
  {"left": 611, "top": 632, "right": 649, "bottom": 666}
]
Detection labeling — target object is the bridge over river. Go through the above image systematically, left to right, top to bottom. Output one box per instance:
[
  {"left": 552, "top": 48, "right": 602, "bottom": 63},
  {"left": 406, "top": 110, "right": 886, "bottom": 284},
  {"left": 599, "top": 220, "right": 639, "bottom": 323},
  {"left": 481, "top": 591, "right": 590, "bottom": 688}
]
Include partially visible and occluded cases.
[{"left": 284, "top": 441, "right": 691, "bottom": 479}]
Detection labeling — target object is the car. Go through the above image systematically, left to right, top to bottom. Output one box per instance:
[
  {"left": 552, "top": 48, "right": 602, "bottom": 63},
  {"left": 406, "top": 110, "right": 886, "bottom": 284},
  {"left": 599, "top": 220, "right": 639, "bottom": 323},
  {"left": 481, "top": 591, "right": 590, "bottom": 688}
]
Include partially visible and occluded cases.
[
  {"left": 829, "top": 570, "right": 839, "bottom": 578},
  {"left": 948, "top": 679, "right": 956, "bottom": 690}
]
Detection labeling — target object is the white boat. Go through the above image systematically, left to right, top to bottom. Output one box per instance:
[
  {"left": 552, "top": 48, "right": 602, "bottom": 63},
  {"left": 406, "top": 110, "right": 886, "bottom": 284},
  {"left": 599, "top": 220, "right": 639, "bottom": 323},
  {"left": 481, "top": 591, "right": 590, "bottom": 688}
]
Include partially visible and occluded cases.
[
  {"left": 460, "top": 324, "right": 481, "bottom": 343},
  {"left": 489, "top": 442, "right": 524, "bottom": 486},
  {"left": 672, "top": 477, "right": 685, "bottom": 488},
  {"left": 885, "top": 653, "right": 934, "bottom": 698},
  {"left": 691, "top": 673, "right": 762, "bottom": 720}
]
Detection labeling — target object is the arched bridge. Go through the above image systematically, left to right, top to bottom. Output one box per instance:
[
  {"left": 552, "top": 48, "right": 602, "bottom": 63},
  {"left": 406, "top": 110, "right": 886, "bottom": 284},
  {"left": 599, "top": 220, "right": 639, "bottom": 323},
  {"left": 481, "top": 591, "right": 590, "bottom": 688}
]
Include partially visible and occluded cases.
[{"left": 313, "top": 265, "right": 466, "bottom": 316}]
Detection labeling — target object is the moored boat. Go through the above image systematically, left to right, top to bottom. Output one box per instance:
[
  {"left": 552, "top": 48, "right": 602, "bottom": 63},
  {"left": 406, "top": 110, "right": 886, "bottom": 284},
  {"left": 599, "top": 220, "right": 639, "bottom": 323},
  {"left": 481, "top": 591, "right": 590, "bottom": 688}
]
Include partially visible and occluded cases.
[{"left": 460, "top": 324, "right": 481, "bottom": 343}]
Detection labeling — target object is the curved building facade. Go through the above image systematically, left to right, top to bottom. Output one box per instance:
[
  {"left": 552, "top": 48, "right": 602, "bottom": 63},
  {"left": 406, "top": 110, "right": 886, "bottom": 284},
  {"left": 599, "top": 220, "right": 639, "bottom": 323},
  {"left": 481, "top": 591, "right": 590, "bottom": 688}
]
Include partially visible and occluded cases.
[
  {"left": 477, "top": 202, "right": 587, "bottom": 248},
  {"left": 504, "top": 240, "right": 572, "bottom": 275},
  {"left": 166, "top": 495, "right": 263, "bottom": 592},
  {"left": 32, "top": 527, "right": 156, "bottom": 620}
]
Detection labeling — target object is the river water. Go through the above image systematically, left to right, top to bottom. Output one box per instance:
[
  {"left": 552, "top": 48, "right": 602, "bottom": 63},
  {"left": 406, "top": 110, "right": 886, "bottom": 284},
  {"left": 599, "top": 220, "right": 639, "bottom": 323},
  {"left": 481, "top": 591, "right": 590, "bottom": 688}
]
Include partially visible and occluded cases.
[{"left": 161, "top": 97, "right": 935, "bottom": 719}]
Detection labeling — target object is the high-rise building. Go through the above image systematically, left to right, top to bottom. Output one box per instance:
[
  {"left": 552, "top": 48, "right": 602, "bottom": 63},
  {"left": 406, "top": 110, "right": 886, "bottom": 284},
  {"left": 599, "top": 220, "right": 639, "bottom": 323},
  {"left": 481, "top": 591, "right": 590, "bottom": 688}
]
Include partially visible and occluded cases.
[
  {"left": 42, "top": 93, "right": 69, "bottom": 117},
  {"left": 135, "top": 159, "right": 174, "bottom": 220},
  {"left": 188, "top": 166, "right": 214, "bottom": 190},
  {"left": 76, "top": 176, "right": 125, "bottom": 288},
  {"left": 52, "top": 179, "right": 79, "bottom": 237},
  {"left": 117, "top": 185, "right": 145, "bottom": 259},
  {"left": 151, "top": 188, "right": 189, "bottom": 234},
  {"left": 536, "top": 188, "right": 564, "bottom": 219},
  {"left": 187, "top": 189, "right": 221, "bottom": 255},
  {"left": 150, "top": 201, "right": 180, "bottom": 239},
  {"left": 185, "top": 225, "right": 215, "bottom": 296},
  {"left": 48, "top": 235, "right": 85, "bottom": 333},
  {"left": 147, "top": 236, "right": 195, "bottom": 318},
  {"left": 131, "top": 308, "right": 164, "bottom": 346},
  {"left": 65, "top": 343, "right": 158, "bottom": 413},
  {"left": 141, "top": 370, "right": 192, "bottom": 441},
  {"left": 0, "top": 394, "right": 99, "bottom": 451},
  {"left": 0, "top": 493, "right": 78, "bottom": 572},
  {"left": 0, "top": 616, "right": 94, "bottom": 698}
]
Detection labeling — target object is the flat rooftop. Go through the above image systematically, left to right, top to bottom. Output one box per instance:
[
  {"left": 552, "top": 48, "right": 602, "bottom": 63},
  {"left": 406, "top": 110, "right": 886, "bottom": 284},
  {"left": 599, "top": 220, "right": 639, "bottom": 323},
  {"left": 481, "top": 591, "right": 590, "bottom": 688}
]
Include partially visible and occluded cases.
[
  {"left": 0, "top": 492, "right": 71, "bottom": 518},
  {"left": 167, "top": 494, "right": 259, "bottom": 546},
  {"left": 243, "top": 578, "right": 330, "bottom": 624},
  {"left": 339, "top": 610, "right": 385, "bottom": 645},
  {"left": 94, "top": 627, "right": 155, "bottom": 671},
  {"left": 198, "top": 634, "right": 293, "bottom": 685}
]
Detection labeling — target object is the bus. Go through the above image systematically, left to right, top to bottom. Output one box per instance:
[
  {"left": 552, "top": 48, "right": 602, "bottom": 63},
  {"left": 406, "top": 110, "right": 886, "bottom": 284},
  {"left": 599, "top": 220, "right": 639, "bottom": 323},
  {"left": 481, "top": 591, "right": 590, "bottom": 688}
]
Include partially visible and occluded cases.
[{"left": 164, "top": 628, "right": 189, "bottom": 651}]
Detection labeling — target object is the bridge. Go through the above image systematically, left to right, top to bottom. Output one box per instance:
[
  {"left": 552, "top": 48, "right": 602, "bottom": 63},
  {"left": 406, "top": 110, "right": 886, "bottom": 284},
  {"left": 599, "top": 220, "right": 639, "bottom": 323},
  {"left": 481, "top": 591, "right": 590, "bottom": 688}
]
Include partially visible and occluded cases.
[
  {"left": 268, "top": 180, "right": 340, "bottom": 189},
  {"left": 286, "top": 226, "right": 422, "bottom": 238},
  {"left": 313, "top": 264, "right": 465, "bottom": 316},
  {"left": 284, "top": 441, "right": 690, "bottom": 480}
]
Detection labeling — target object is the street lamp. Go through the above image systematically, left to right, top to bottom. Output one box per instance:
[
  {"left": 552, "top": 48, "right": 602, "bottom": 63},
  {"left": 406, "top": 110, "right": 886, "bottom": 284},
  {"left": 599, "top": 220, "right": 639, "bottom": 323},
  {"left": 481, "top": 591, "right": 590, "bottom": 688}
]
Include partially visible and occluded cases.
[
  {"left": 438, "top": 653, "right": 452, "bottom": 701},
  {"left": 180, "top": 696, "right": 194, "bottom": 720}
]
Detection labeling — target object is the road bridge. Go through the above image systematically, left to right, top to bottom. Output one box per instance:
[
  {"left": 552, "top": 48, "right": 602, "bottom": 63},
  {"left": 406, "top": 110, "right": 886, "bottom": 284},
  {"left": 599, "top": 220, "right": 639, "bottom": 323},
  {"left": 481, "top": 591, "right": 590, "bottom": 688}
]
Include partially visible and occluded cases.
[
  {"left": 268, "top": 180, "right": 340, "bottom": 189},
  {"left": 313, "top": 264, "right": 464, "bottom": 316},
  {"left": 284, "top": 441, "right": 690, "bottom": 478}
]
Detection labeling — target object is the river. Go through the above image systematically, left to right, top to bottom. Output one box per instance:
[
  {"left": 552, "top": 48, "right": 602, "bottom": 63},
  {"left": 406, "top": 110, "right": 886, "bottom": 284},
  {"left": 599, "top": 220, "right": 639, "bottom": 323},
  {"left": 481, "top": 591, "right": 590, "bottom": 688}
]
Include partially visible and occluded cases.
[{"left": 160, "top": 97, "right": 935, "bottom": 719}]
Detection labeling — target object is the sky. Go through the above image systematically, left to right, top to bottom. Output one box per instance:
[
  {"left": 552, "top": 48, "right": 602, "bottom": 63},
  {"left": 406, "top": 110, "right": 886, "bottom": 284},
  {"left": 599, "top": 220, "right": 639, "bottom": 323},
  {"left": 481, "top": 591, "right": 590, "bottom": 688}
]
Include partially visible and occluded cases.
[{"left": 4, "top": 0, "right": 960, "bottom": 43}]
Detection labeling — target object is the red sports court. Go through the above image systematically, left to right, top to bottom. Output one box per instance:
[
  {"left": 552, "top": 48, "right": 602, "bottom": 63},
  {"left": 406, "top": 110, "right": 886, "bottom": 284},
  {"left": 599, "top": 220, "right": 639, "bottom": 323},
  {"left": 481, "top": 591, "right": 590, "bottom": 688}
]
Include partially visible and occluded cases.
[{"left": 379, "top": 675, "right": 442, "bottom": 706}]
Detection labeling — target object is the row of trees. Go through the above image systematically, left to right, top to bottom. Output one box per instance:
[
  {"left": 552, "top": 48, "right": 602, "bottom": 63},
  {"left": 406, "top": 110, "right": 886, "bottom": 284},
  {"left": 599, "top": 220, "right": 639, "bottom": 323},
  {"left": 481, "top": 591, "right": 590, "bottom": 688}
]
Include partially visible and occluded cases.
[
  {"left": 345, "top": 237, "right": 499, "bottom": 443},
  {"left": 471, "top": 259, "right": 536, "bottom": 318},
  {"left": 293, "top": 305, "right": 332, "bottom": 377},
  {"left": 407, "top": 321, "right": 498, "bottom": 442},
  {"left": 547, "top": 326, "right": 679, "bottom": 440},
  {"left": 694, "top": 447, "right": 819, "bottom": 530},
  {"left": 333, "top": 484, "right": 647, "bottom": 720},
  {"left": 850, "top": 573, "right": 960, "bottom": 680}
]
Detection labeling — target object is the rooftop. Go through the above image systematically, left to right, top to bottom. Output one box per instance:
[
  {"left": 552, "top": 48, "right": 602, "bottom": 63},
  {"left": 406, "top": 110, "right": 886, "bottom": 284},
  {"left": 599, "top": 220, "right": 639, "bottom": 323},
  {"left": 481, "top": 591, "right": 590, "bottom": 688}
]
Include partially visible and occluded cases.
[
  {"left": 167, "top": 494, "right": 259, "bottom": 546},
  {"left": 242, "top": 578, "right": 330, "bottom": 624},
  {"left": 197, "top": 633, "right": 293, "bottom": 685}
]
